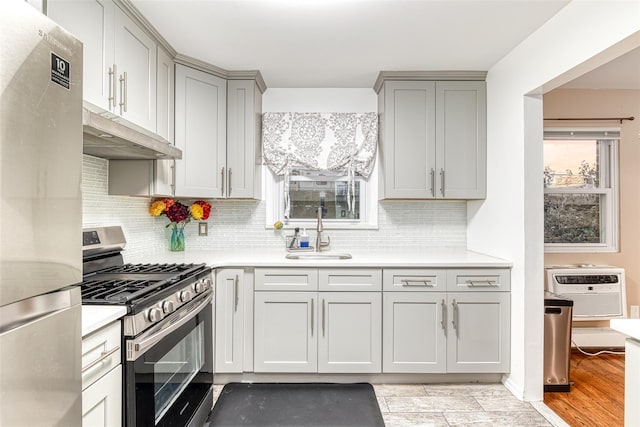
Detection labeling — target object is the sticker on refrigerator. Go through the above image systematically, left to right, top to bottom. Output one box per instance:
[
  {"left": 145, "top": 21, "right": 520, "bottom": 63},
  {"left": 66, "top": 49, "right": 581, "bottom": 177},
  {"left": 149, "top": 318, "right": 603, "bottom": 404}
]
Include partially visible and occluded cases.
[{"left": 50, "top": 52, "right": 70, "bottom": 89}]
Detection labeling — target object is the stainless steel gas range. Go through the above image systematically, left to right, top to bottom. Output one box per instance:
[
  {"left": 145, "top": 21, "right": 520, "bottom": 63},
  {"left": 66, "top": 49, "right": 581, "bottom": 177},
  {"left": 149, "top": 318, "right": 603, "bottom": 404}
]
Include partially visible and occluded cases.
[{"left": 81, "top": 226, "right": 214, "bottom": 427}]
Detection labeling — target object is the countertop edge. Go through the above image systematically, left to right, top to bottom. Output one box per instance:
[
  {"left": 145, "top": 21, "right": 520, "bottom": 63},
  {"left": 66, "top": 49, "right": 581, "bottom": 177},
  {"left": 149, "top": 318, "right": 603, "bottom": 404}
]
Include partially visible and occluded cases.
[
  {"left": 82, "top": 306, "right": 127, "bottom": 337},
  {"left": 610, "top": 319, "right": 640, "bottom": 341}
]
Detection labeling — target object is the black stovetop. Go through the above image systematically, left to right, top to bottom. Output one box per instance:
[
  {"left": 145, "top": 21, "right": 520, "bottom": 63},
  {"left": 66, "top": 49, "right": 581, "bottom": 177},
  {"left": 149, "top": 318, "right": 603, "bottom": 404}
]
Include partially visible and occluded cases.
[{"left": 81, "top": 262, "right": 207, "bottom": 305}]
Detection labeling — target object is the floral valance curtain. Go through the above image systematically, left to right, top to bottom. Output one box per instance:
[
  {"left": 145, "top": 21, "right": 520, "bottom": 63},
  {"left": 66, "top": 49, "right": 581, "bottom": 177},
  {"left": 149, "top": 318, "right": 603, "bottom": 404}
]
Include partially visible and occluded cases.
[{"left": 262, "top": 112, "right": 378, "bottom": 178}]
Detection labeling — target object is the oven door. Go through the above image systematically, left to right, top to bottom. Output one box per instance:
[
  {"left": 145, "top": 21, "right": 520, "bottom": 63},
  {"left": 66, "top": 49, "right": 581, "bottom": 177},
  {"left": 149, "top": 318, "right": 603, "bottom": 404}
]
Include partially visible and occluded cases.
[{"left": 125, "top": 292, "right": 213, "bottom": 427}]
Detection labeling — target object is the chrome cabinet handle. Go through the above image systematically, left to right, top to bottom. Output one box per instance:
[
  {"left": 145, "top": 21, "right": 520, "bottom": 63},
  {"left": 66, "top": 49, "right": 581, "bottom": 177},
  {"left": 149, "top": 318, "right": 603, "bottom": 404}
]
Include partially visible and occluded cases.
[
  {"left": 108, "top": 65, "right": 117, "bottom": 108},
  {"left": 123, "top": 71, "right": 128, "bottom": 112},
  {"left": 118, "top": 73, "right": 126, "bottom": 114},
  {"left": 170, "top": 160, "right": 176, "bottom": 193},
  {"left": 221, "top": 167, "right": 225, "bottom": 197},
  {"left": 228, "top": 168, "right": 232, "bottom": 197},
  {"left": 430, "top": 168, "right": 435, "bottom": 197},
  {"left": 440, "top": 168, "right": 445, "bottom": 197},
  {"left": 233, "top": 274, "right": 239, "bottom": 312},
  {"left": 400, "top": 279, "right": 433, "bottom": 287},
  {"left": 465, "top": 280, "right": 497, "bottom": 287},
  {"left": 310, "top": 298, "right": 314, "bottom": 336},
  {"left": 322, "top": 299, "right": 326, "bottom": 337},
  {"left": 441, "top": 299, "right": 446, "bottom": 332},
  {"left": 452, "top": 299, "right": 458, "bottom": 336},
  {"left": 82, "top": 346, "right": 119, "bottom": 373}
]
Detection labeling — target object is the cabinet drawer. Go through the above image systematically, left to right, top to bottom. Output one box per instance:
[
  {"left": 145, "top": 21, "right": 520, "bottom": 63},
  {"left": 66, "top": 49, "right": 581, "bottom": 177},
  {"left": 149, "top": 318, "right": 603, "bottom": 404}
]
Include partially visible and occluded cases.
[
  {"left": 255, "top": 268, "right": 318, "bottom": 291},
  {"left": 319, "top": 269, "right": 382, "bottom": 291},
  {"left": 383, "top": 269, "right": 446, "bottom": 292},
  {"left": 447, "top": 269, "right": 510, "bottom": 292},
  {"left": 82, "top": 320, "right": 122, "bottom": 390}
]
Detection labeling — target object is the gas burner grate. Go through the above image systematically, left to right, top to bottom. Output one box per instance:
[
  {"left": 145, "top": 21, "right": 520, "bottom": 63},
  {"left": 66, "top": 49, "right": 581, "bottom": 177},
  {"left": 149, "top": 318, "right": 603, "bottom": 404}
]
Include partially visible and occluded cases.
[
  {"left": 99, "top": 263, "right": 202, "bottom": 274},
  {"left": 81, "top": 278, "right": 165, "bottom": 304}
]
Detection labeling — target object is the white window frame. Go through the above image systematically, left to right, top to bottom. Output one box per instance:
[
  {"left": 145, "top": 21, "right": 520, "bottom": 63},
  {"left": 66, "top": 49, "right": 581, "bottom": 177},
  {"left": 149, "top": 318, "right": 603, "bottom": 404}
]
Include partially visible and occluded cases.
[
  {"left": 544, "top": 128, "right": 619, "bottom": 253},
  {"left": 264, "top": 163, "right": 378, "bottom": 230}
]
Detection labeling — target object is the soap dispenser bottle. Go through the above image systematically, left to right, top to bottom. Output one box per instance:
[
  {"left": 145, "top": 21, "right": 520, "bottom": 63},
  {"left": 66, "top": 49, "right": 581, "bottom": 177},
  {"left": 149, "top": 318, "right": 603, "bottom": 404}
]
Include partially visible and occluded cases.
[{"left": 299, "top": 228, "right": 309, "bottom": 248}]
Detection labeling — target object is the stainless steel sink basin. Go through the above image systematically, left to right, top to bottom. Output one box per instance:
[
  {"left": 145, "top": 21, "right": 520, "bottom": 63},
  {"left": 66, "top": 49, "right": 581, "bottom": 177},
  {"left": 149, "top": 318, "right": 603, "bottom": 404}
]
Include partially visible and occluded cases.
[{"left": 285, "top": 253, "right": 352, "bottom": 260}]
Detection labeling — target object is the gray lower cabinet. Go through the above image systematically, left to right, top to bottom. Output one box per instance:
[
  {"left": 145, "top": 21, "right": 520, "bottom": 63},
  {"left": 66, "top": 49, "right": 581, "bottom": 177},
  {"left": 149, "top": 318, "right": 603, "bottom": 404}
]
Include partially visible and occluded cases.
[
  {"left": 253, "top": 268, "right": 382, "bottom": 374},
  {"left": 382, "top": 268, "right": 510, "bottom": 374},
  {"left": 215, "top": 269, "right": 244, "bottom": 373},
  {"left": 254, "top": 291, "right": 382, "bottom": 374},
  {"left": 254, "top": 292, "right": 317, "bottom": 373},
  {"left": 382, "top": 292, "right": 447, "bottom": 373},
  {"left": 446, "top": 292, "right": 510, "bottom": 373}
]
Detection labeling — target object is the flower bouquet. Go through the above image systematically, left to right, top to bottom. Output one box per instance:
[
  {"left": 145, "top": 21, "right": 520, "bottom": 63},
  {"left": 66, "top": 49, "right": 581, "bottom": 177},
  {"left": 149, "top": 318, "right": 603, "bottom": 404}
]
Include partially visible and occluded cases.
[{"left": 149, "top": 198, "right": 212, "bottom": 251}]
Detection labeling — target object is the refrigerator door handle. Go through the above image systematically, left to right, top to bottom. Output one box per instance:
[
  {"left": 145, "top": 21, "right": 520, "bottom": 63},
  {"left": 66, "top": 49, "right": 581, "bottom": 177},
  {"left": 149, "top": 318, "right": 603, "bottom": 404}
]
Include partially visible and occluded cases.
[{"left": 0, "top": 287, "right": 80, "bottom": 334}]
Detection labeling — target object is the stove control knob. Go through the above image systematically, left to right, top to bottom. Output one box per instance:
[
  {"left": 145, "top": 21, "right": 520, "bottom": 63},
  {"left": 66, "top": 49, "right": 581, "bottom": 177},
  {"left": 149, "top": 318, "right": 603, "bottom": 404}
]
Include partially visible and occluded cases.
[
  {"left": 204, "top": 277, "right": 213, "bottom": 288},
  {"left": 192, "top": 280, "right": 204, "bottom": 294},
  {"left": 179, "top": 290, "right": 192, "bottom": 303},
  {"left": 162, "top": 300, "right": 175, "bottom": 314},
  {"left": 146, "top": 308, "right": 163, "bottom": 323}
]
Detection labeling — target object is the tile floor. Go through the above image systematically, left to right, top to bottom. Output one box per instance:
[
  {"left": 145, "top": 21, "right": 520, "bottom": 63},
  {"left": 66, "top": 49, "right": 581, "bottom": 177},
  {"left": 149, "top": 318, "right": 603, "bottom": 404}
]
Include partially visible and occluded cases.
[{"left": 212, "top": 383, "right": 558, "bottom": 427}]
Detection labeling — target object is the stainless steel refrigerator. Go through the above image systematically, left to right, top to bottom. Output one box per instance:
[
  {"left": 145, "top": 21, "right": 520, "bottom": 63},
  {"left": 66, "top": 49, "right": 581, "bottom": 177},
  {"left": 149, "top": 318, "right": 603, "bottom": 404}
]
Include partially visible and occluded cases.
[{"left": 0, "top": 1, "right": 83, "bottom": 425}]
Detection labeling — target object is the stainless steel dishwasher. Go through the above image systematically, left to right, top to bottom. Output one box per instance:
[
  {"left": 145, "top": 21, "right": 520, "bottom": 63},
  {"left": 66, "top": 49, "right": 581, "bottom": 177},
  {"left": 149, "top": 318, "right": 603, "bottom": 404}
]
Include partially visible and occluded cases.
[{"left": 544, "top": 292, "right": 574, "bottom": 392}]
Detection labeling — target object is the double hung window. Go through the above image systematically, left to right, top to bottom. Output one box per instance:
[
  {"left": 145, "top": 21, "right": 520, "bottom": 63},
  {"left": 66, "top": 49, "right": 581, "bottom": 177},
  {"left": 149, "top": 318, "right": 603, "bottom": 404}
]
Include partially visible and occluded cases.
[{"left": 543, "top": 129, "right": 619, "bottom": 252}]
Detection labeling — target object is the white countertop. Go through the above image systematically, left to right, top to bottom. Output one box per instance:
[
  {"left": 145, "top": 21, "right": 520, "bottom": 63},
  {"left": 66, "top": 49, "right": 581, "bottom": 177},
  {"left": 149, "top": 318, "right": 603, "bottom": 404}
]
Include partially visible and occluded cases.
[
  {"left": 128, "top": 248, "right": 512, "bottom": 269},
  {"left": 82, "top": 306, "right": 127, "bottom": 337},
  {"left": 610, "top": 319, "right": 640, "bottom": 341}
]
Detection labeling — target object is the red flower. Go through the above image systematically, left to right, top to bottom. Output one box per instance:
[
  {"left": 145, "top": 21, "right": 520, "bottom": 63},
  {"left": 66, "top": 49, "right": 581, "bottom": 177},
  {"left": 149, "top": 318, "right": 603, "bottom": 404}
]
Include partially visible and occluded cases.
[{"left": 166, "top": 202, "right": 189, "bottom": 223}]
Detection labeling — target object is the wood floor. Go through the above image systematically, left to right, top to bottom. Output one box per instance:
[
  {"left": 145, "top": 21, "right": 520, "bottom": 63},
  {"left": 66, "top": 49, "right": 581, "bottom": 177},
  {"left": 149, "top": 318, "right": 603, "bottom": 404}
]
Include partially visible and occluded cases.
[{"left": 544, "top": 350, "right": 625, "bottom": 426}]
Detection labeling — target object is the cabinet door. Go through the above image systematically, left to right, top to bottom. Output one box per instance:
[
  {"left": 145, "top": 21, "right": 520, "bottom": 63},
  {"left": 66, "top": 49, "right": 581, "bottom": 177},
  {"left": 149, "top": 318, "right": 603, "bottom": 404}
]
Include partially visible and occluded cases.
[
  {"left": 47, "top": 0, "right": 115, "bottom": 112},
  {"left": 114, "top": 6, "right": 156, "bottom": 131},
  {"left": 156, "top": 47, "right": 174, "bottom": 143},
  {"left": 175, "top": 64, "right": 226, "bottom": 198},
  {"left": 226, "top": 80, "right": 261, "bottom": 199},
  {"left": 381, "top": 81, "right": 436, "bottom": 198},
  {"left": 436, "top": 81, "right": 486, "bottom": 199},
  {"left": 215, "top": 269, "right": 244, "bottom": 373},
  {"left": 254, "top": 292, "right": 317, "bottom": 373},
  {"left": 318, "top": 292, "right": 382, "bottom": 373},
  {"left": 383, "top": 292, "right": 446, "bottom": 373},
  {"left": 447, "top": 292, "right": 510, "bottom": 373},
  {"left": 82, "top": 365, "right": 122, "bottom": 427}
]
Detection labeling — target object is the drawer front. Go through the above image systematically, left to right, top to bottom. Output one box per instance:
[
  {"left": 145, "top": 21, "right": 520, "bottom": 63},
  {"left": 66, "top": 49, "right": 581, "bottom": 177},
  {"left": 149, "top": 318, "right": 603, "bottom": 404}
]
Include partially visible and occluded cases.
[
  {"left": 255, "top": 268, "right": 318, "bottom": 291},
  {"left": 319, "top": 269, "right": 382, "bottom": 291},
  {"left": 383, "top": 269, "right": 447, "bottom": 292},
  {"left": 447, "top": 269, "right": 511, "bottom": 292},
  {"left": 82, "top": 320, "right": 122, "bottom": 390}
]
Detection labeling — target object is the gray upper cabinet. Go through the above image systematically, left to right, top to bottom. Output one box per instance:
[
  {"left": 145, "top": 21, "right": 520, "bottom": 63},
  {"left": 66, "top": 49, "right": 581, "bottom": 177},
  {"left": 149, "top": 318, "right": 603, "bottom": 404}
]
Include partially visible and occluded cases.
[
  {"left": 48, "top": 0, "right": 157, "bottom": 132},
  {"left": 174, "top": 64, "right": 226, "bottom": 198},
  {"left": 377, "top": 75, "right": 486, "bottom": 199},
  {"left": 226, "top": 80, "right": 262, "bottom": 199},
  {"left": 380, "top": 81, "right": 437, "bottom": 199},
  {"left": 436, "top": 81, "right": 486, "bottom": 199}
]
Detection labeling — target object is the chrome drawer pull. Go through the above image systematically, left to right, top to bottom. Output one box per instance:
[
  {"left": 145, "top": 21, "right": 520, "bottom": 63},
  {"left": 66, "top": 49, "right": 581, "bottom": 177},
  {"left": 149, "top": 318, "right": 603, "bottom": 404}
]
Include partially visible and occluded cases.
[
  {"left": 400, "top": 279, "right": 433, "bottom": 287},
  {"left": 465, "top": 280, "right": 497, "bottom": 287},
  {"left": 82, "top": 346, "right": 120, "bottom": 373}
]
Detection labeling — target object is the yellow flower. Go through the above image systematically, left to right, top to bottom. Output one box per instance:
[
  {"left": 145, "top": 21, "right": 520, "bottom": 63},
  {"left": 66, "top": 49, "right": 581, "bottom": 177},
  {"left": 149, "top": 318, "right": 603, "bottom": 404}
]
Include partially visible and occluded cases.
[
  {"left": 149, "top": 200, "right": 166, "bottom": 216},
  {"left": 190, "top": 203, "right": 204, "bottom": 220}
]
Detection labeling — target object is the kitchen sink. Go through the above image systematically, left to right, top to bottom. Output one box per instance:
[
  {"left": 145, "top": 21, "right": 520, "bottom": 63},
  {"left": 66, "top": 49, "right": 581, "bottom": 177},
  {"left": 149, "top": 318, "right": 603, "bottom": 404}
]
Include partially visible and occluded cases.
[{"left": 285, "top": 253, "right": 352, "bottom": 260}]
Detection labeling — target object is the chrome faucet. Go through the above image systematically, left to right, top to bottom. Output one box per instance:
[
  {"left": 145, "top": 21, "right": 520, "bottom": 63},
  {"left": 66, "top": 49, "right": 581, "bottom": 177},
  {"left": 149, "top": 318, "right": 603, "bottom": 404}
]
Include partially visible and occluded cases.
[{"left": 315, "top": 206, "right": 330, "bottom": 252}]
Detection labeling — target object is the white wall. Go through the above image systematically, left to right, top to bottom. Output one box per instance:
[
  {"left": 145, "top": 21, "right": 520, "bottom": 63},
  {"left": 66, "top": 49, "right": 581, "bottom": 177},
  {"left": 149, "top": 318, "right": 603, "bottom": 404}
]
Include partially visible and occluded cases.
[{"left": 468, "top": 0, "right": 640, "bottom": 401}]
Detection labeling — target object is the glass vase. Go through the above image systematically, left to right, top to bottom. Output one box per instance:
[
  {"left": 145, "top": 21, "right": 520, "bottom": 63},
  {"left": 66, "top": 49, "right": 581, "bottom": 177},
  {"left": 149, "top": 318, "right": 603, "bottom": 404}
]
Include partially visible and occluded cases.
[{"left": 170, "top": 227, "right": 185, "bottom": 252}]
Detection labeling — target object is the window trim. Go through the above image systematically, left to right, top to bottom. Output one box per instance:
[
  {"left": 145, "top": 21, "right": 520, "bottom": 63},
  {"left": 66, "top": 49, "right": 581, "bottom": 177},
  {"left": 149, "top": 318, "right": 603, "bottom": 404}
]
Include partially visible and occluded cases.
[
  {"left": 543, "top": 128, "right": 619, "bottom": 253},
  {"left": 264, "top": 164, "right": 379, "bottom": 230}
]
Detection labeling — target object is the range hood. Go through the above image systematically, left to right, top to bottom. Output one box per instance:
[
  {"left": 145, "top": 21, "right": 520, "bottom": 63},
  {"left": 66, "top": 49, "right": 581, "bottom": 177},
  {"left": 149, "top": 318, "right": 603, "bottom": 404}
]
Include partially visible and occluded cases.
[{"left": 82, "top": 106, "right": 182, "bottom": 160}]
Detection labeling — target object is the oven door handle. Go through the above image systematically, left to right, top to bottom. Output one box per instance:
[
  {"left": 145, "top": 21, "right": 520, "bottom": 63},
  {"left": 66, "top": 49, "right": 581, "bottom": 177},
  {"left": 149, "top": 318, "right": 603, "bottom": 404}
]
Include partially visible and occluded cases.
[{"left": 127, "top": 292, "right": 212, "bottom": 361}]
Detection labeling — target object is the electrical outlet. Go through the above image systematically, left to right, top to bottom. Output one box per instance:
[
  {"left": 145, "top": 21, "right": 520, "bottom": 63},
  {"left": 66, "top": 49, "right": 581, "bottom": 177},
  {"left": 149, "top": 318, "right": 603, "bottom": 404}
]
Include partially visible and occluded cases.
[
  {"left": 198, "top": 222, "right": 208, "bottom": 236},
  {"left": 631, "top": 305, "right": 640, "bottom": 319}
]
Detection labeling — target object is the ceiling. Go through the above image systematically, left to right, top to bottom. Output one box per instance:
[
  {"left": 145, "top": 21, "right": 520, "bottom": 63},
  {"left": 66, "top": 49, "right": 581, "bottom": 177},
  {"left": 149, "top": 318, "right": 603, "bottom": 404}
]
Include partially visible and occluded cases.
[
  {"left": 132, "top": 0, "right": 571, "bottom": 88},
  {"left": 558, "top": 46, "right": 640, "bottom": 90}
]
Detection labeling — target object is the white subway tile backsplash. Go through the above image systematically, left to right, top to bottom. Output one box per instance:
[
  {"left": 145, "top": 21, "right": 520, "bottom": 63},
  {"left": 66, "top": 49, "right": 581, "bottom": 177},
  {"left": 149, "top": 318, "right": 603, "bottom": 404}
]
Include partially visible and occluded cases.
[{"left": 83, "top": 155, "right": 466, "bottom": 261}]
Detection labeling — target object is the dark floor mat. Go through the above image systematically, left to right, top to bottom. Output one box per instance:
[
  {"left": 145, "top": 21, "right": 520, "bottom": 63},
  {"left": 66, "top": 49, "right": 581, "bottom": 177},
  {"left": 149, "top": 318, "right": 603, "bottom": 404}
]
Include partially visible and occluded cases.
[{"left": 207, "top": 383, "right": 385, "bottom": 427}]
